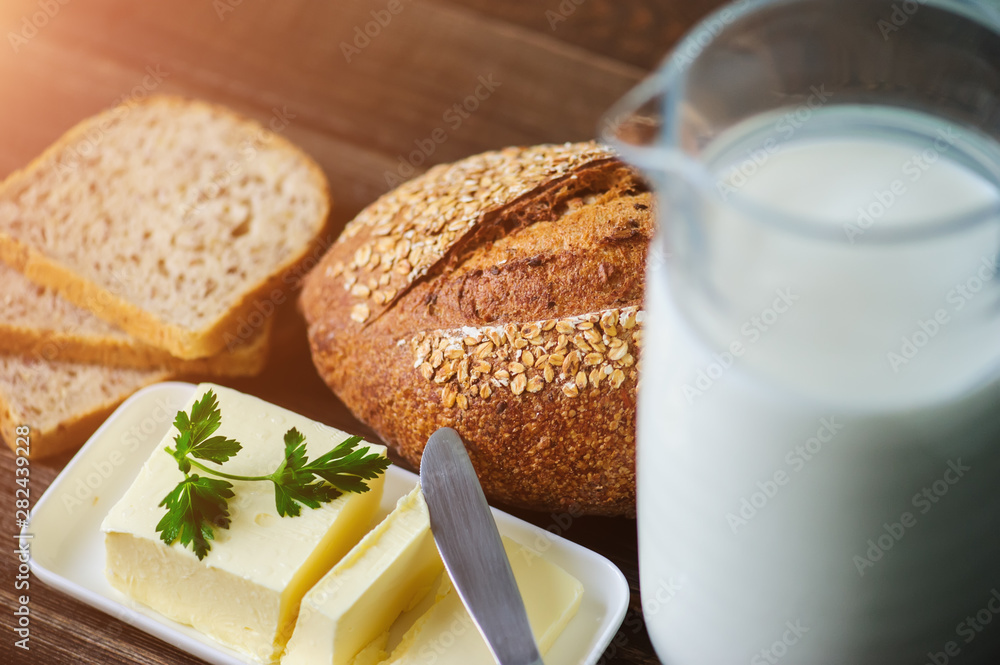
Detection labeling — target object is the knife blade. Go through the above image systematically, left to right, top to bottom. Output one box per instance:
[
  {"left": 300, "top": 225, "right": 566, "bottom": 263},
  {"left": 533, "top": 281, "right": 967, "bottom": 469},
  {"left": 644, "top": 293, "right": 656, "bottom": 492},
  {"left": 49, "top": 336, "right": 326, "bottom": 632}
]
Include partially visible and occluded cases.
[{"left": 420, "top": 427, "right": 544, "bottom": 665}]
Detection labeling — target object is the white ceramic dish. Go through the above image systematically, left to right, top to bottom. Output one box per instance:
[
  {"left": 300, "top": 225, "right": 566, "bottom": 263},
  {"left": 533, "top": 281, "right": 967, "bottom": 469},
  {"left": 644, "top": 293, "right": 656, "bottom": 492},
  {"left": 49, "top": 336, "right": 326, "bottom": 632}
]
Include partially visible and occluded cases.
[{"left": 27, "top": 381, "right": 629, "bottom": 665}]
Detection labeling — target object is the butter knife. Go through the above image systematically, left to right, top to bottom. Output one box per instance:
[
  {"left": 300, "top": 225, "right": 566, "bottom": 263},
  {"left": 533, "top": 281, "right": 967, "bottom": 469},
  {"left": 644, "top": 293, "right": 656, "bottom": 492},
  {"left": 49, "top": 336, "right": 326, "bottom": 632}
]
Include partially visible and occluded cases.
[{"left": 420, "top": 427, "right": 545, "bottom": 665}]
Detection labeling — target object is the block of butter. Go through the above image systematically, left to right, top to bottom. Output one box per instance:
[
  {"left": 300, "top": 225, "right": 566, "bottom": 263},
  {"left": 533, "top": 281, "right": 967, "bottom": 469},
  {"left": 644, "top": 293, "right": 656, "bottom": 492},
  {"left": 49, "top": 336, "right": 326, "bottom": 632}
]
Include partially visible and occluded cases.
[
  {"left": 101, "top": 383, "right": 386, "bottom": 663},
  {"left": 283, "top": 484, "right": 443, "bottom": 665},
  {"left": 361, "top": 536, "right": 585, "bottom": 665}
]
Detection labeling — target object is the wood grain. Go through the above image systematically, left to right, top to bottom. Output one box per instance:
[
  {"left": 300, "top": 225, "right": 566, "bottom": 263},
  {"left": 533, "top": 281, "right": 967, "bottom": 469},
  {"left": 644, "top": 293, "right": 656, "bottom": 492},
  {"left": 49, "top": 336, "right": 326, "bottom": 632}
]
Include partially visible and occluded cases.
[
  {"left": 0, "top": 0, "right": 731, "bottom": 662},
  {"left": 0, "top": 0, "right": 647, "bottom": 227},
  {"left": 441, "top": 0, "right": 729, "bottom": 69}
]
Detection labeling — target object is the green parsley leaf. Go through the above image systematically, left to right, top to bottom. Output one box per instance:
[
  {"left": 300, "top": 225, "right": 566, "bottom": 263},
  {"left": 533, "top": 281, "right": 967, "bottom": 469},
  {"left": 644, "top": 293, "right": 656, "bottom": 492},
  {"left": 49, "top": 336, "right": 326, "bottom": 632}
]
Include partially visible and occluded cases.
[
  {"left": 168, "top": 389, "right": 232, "bottom": 472},
  {"left": 173, "top": 390, "right": 223, "bottom": 449},
  {"left": 188, "top": 390, "right": 223, "bottom": 439},
  {"left": 158, "top": 397, "right": 389, "bottom": 559},
  {"left": 281, "top": 427, "right": 309, "bottom": 470},
  {"left": 270, "top": 428, "right": 341, "bottom": 516},
  {"left": 268, "top": 429, "right": 388, "bottom": 516},
  {"left": 189, "top": 435, "right": 242, "bottom": 464},
  {"left": 306, "top": 442, "right": 391, "bottom": 493},
  {"left": 156, "top": 474, "right": 234, "bottom": 560},
  {"left": 273, "top": 478, "right": 343, "bottom": 517}
]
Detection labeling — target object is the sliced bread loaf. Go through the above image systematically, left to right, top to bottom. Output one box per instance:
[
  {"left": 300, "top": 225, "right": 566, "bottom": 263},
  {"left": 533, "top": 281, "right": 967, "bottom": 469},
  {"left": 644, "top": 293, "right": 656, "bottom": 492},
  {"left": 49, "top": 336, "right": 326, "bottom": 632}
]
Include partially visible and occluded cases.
[
  {"left": 0, "top": 95, "right": 330, "bottom": 359},
  {"left": 0, "top": 262, "right": 272, "bottom": 374},
  {"left": 0, "top": 356, "right": 171, "bottom": 459}
]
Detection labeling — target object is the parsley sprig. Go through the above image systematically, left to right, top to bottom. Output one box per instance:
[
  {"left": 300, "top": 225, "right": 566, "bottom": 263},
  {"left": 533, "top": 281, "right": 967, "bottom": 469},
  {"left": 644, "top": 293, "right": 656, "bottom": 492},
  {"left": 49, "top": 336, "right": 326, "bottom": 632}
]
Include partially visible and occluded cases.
[{"left": 155, "top": 390, "right": 389, "bottom": 560}]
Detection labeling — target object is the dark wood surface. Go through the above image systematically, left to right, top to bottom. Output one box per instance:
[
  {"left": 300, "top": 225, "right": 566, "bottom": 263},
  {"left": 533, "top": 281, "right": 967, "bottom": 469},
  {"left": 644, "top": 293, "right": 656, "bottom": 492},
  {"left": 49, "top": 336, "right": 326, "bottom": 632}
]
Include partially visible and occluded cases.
[{"left": 0, "top": 1, "right": 724, "bottom": 662}]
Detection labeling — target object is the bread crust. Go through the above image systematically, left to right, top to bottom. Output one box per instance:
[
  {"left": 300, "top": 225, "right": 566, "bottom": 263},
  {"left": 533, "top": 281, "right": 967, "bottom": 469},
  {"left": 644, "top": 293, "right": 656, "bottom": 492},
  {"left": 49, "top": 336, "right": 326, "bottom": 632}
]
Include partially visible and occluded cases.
[
  {"left": 0, "top": 95, "right": 330, "bottom": 359},
  {"left": 301, "top": 142, "right": 652, "bottom": 515},
  {"left": 0, "top": 317, "right": 272, "bottom": 375},
  {"left": 0, "top": 362, "right": 172, "bottom": 459}
]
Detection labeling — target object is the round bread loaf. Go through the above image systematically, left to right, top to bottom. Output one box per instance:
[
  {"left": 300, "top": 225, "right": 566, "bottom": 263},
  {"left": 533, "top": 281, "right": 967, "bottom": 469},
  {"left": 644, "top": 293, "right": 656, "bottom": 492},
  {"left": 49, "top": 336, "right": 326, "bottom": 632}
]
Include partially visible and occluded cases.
[{"left": 300, "top": 142, "right": 651, "bottom": 516}]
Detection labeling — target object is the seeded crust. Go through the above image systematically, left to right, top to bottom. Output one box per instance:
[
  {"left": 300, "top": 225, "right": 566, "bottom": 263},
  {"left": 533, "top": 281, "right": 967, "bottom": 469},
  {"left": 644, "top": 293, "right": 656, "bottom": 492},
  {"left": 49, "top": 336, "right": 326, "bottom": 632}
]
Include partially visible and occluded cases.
[
  {"left": 0, "top": 95, "right": 330, "bottom": 359},
  {"left": 301, "top": 142, "right": 652, "bottom": 516}
]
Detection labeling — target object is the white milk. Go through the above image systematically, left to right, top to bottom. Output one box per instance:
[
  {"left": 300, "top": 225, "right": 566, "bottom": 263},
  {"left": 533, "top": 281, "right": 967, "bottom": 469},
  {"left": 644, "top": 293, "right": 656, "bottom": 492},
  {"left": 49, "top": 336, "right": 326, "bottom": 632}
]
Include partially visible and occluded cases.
[{"left": 638, "top": 106, "right": 1000, "bottom": 664}]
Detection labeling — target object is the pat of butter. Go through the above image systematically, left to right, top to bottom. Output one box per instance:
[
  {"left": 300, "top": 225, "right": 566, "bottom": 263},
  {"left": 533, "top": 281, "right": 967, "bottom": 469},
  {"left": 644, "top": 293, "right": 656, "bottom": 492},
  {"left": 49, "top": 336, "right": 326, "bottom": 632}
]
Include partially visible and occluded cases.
[
  {"left": 101, "top": 383, "right": 386, "bottom": 663},
  {"left": 283, "top": 485, "right": 443, "bottom": 665},
  {"left": 372, "top": 536, "right": 584, "bottom": 665}
]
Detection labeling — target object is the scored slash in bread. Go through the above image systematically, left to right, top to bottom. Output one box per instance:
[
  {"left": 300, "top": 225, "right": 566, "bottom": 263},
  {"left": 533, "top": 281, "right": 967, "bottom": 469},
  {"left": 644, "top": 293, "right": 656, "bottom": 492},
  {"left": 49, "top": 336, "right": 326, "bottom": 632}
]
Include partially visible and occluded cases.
[
  {"left": 0, "top": 96, "right": 330, "bottom": 359},
  {"left": 301, "top": 141, "right": 652, "bottom": 516},
  {"left": 0, "top": 262, "right": 272, "bottom": 374}
]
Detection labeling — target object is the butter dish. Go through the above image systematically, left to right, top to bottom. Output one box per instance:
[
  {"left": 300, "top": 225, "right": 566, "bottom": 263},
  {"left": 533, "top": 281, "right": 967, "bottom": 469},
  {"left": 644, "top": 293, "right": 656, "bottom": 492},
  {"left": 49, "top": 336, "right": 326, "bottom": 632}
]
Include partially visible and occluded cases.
[
  {"left": 26, "top": 382, "right": 629, "bottom": 665},
  {"left": 101, "top": 383, "right": 387, "bottom": 662}
]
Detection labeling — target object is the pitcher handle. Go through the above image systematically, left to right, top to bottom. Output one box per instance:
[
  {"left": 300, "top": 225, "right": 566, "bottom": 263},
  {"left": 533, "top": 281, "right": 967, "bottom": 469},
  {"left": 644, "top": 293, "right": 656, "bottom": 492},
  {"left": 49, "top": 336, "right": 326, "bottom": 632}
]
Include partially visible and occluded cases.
[
  {"left": 599, "top": 72, "right": 709, "bottom": 189},
  {"left": 600, "top": 73, "right": 668, "bottom": 170}
]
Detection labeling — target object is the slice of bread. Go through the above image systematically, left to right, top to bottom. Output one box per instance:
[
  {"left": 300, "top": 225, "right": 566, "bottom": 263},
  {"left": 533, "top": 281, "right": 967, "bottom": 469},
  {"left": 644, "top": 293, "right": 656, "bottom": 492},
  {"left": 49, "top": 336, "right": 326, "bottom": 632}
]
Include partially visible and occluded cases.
[
  {"left": 0, "top": 95, "right": 330, "bottom": 359},
  {"left": 0, "top": 262, "right": 273, "bottom": 374},
  {"left": 0, "top": 356, "right": 171, "bottom": 459}
]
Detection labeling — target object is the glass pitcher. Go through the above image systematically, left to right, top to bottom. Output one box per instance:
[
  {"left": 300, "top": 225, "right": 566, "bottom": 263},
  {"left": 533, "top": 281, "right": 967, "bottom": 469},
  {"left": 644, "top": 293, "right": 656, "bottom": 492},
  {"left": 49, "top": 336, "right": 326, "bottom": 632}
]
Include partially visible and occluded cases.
[{"left": 605, "top": 0, "right": 1000, "bottom": 662}]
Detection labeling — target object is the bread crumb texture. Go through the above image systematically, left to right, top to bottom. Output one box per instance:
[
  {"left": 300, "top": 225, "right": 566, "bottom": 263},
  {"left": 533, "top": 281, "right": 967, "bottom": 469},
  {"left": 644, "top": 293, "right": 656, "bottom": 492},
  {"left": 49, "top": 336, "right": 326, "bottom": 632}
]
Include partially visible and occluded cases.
[
  {"left": 0, "top": 96, "right": 328, "bottom": 356},
  {"left": 1, "top": 262, "right": 127, "bottom": 339},
  {"left": 0, "top": 356, "right": 169, "bottom": 458}
]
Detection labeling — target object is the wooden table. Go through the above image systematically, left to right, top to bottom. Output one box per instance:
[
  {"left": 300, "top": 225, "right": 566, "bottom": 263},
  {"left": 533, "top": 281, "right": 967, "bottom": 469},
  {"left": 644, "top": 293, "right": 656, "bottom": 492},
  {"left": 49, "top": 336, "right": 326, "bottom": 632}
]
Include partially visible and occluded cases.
[{"left": 0, "top": 1, "right": 726, "bottom": 662}]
